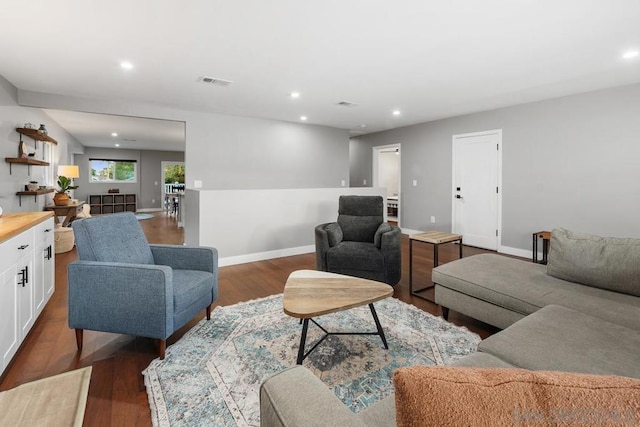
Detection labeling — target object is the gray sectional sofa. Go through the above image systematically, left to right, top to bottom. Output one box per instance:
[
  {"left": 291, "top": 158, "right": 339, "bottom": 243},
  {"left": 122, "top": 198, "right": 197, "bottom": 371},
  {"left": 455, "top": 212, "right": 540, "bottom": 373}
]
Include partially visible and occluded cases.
[{"left": 260, "top": 228, "right": 640, "bottom": 426}]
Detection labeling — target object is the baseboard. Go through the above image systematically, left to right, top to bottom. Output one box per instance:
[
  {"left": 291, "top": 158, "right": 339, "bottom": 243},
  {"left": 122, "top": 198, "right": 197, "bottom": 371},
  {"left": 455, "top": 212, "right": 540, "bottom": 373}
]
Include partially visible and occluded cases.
[
  {"left": 137, "top": 208, "right": 164, "bottom": 213},
  {"left": 400, "top": 227, "right": 423, "bottom": 235},
  {"left": 219, "top": 245, "right": 315, "bottom": 267},
  {"left": 498, "top": 245, "right": 531, "bottom": 260}
]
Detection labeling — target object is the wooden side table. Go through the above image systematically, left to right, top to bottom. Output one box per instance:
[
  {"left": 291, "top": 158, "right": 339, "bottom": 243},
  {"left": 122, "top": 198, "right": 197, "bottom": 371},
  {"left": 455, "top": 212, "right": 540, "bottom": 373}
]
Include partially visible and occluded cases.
[
  {"left": 44, "top": 201, "right": 86, "bottom": 227},
  {"left": 409, "top": 231, "right": 463, "bottom": 301},
  {"left": 533, "top": 231, "right": 552, "bottom": 264}
]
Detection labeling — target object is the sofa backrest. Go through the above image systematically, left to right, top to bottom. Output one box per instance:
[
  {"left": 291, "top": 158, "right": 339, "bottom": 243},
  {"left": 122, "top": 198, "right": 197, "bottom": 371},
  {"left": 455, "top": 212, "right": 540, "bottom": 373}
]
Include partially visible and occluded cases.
[
  {"left": 337, "top": 195, "right": 383, "bottom": 243},
  {"left": 72, "top": 212, "right": 155, "bottom": 265},
  {"left": 547, "top": 228, "right": 640, "bottom": 297}
]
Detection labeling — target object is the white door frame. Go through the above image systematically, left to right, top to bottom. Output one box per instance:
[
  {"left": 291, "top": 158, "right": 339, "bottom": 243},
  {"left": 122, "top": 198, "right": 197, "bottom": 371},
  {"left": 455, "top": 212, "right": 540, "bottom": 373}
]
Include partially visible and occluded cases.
[
  {"left": 451, "top": 129, "right": 502, "bottom": 248},
  {"left": 372, "top": 143, "right": 401, "bottom": 225}
]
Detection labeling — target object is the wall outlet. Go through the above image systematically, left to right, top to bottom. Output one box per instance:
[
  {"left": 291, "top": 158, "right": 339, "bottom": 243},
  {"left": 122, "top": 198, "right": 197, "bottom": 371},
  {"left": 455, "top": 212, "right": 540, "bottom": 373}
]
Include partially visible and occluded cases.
[
  {"left": 363, "top": 179, "right": 367, "bottom": 185},
  {"left": 413, "top": 179, "right": 417, "bottom": 187},
  {"left": 194, "top": 180, "right": 203, "bottom": 188},
  {"left": 341, "top": 180, "right": 346, "bottom": 187},
  {"left": 154, "top": 181, "right": 158, "bottom": 186},
  {"left": 430, "top": 216, "right": 436, "bottom": 223}
]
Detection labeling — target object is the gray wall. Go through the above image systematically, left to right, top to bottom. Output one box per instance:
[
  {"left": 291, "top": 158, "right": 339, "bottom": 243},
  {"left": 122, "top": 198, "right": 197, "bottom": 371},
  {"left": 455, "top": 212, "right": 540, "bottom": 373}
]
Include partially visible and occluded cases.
[
  {"left": 0, "top": 75, "right": 84, "bottom": 214},
  {"left": 352, "top": 83, "right": 640, "bottom": 252},
  {"left": 18, "top": 91, "right": 351, "bottom": 192},
  {"left": 349, "top": 137, "right": 371, "bottom": 188},
  {"left": 74, "top": 147, "right": 184, "bottom": 210},
  {"left": 140, "top": 150, "right": 184, "bottom": 209}
]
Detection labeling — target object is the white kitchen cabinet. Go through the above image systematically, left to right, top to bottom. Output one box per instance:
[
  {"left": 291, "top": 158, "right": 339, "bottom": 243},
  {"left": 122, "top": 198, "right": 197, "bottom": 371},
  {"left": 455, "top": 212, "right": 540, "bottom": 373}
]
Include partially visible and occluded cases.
[{"left": 0, "top": 213, "right": 55, "bottom": 375}]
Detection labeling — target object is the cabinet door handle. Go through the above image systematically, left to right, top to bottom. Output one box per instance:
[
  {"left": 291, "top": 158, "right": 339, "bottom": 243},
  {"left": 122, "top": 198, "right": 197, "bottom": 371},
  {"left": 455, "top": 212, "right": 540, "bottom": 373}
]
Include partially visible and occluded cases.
[
  {"left": 44, "top": 228, "right": 52, "bottom": 232},
  {"left": 18, "top": 244, "right": 29, "bottom": 250},
  {"left": 46, "top": 245, "right": 52, "bottom": 260},
  {"left": 24, "top": 265, "right": 29, "bottom": 284},
  {"left": 18, "top": 268, "right": 26, "bottom": 287}
]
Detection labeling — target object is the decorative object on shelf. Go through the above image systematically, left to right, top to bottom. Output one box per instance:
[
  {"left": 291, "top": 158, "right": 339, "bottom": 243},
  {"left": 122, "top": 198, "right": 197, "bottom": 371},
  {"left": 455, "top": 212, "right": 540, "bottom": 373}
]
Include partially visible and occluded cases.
[
  {"left": 24, "top": 122, "right": 36, "bottom": 129},
  {"left": 38, "top": 124, "right": 48, "bottom": 135},
  {"left": 19, "top": 141, "right": 28, "bottom": 158},
  {"left": 54, "top": 165, "right": 80, "bottom": 206},
  {"left": 27, "top": 181, "right": 39, "bottom": 192},
  {"left": 107, "top": 188, "right": 120, "bottom": 193},
  {"left": 0, "top": 205, "right": 3, "bottom": 217}
]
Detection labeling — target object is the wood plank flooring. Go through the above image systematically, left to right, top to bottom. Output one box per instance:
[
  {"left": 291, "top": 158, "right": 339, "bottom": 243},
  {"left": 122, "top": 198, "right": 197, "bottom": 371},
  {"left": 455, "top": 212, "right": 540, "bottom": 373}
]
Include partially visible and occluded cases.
[{"left": 0, "top": 213, "right": 498, "bottom": 425}]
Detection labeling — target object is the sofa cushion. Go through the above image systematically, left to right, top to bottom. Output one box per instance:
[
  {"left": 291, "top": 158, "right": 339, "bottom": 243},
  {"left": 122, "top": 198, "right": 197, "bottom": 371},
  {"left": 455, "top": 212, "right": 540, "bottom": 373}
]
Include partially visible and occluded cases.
[
  {"left": 337, "top": 196, "right": 383, "bottom": 243},
  {"left": 72, "top": 212, "right": 154, "bottom": 265},
  {"left": 547, "top": 228, "right": 640, "bottom": 297},
  {"left": 327, "top": 242, "right": 385, "bottom": 272},
  {"left": 432, "top": 254, "right": 640, "bottom": 330},
  {"left": 172, "top": 269, "right": 215, "bottom": 313},
  {"left": 478, "top": 305, "right": 640, "bottom": 378},
  {"left": 450, "top": 352, "right": 515, "bottom": 368},
  {"left": 393, "top": 366, "right": 640, "bottom": 427}
]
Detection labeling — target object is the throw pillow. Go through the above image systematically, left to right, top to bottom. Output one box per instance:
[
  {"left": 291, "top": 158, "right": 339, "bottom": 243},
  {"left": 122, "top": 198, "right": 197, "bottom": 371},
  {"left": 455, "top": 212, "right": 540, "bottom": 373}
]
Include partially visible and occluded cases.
[
  {"left": 547, "top": 228, "right": 640, "bottom": 297},
  {"left": 393, "top": 366, "right": 640, "bottom": 427}
]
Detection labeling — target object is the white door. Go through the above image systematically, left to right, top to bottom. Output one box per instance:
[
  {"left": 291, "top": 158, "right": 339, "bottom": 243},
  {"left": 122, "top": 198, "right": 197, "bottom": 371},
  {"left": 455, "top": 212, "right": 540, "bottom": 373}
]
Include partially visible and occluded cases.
[{"left": 452, "top": 130, "right": 502, "bottom": 250}]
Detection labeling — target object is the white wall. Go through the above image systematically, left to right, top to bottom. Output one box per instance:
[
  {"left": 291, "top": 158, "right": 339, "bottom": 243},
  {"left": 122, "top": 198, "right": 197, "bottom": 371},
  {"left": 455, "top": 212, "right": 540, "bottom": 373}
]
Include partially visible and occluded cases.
[
  {"left": 0, "top": 76, "right": 84, "bottom": 214},
  {"left": 186, "top": 187, "right": 386, "bottom": 265}
]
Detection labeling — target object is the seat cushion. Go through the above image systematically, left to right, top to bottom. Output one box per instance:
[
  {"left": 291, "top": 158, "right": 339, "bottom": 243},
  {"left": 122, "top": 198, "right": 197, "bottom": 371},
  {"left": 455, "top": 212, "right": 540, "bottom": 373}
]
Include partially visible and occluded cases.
[
  {"left": 72, "top": 212, "right": 154, "bottom": 264},
  {"left": 326, "top": 242, "right": 384, "bottom": 272},
  {"left": 432, "top": 254, "right": 640, "bottom": 330},
  {"left": 172, "top": 269, "right": 215, "bottom": 313},
  {"left": 478, "top": 305, "right": 640, "bottom": 378},
  {"left": 450, "top": 352, "right": 515, "bottom": 368}
]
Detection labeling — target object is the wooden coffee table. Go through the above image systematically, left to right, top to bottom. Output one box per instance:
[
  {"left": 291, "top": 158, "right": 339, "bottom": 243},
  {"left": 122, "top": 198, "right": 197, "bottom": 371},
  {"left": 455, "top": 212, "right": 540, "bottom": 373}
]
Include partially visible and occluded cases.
[{"left": 283, "top": 270, "right": 393, "bottom": 364}]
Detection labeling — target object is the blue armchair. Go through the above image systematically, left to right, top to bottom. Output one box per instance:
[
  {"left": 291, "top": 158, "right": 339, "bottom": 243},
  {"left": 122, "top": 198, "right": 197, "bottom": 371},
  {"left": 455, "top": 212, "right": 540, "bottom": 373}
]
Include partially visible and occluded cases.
[{"left": 68, "top": 212, "right": 218, "bottom": 359}]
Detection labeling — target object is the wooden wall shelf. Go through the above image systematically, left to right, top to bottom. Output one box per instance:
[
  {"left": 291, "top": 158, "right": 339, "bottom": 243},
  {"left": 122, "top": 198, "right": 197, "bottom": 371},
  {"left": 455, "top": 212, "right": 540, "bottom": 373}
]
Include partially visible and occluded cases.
[
  {"left": 16, "top": 128, "right": 58, "bottom": 145},
  {"left": 5, "top": 157, "right": 50, "bottom": 175},
  {"left": 15, "top": 189, "right": 55, "bottom": 206}
]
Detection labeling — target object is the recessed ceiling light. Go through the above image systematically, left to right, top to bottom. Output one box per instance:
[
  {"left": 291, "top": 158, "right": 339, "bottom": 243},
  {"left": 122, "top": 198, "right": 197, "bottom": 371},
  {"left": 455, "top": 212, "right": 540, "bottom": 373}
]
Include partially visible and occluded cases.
[
  {"left": 622, "top": 50, "right": 639, "bottom": 59},
  {"left": 120, "top": 61, "right": 134, "bottom": 70},
  {"left": 290, "top": 92, "right": 300, "bottom": 98},
  {"left": 392, "top": 110, "right": 401, "bottom": 116},
  {"left": 300, "top": 116, "right": 307, "bottom": 121},
  {"left": 360, "top": 124, "right": 367, "bottom": 128},
  {"left": 111, "top": 132, "right": 118, "bottom": 137},
  {"left": 115, "top": 143, "right": 120, "bottom": 147}
]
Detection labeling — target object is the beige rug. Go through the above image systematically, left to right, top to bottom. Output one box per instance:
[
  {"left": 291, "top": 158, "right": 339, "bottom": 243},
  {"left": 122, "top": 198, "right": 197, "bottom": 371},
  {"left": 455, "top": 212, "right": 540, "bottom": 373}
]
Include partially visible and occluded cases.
[{"left": 0, "top": 366, "right": 92, "bottom": 426}]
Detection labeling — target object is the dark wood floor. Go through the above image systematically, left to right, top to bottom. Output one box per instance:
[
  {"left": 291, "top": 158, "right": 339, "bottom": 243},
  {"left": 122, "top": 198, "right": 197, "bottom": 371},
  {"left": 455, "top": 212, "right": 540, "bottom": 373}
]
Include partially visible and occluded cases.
[{"left": 0, "top": 213, "right": 498, "bottom": 426}]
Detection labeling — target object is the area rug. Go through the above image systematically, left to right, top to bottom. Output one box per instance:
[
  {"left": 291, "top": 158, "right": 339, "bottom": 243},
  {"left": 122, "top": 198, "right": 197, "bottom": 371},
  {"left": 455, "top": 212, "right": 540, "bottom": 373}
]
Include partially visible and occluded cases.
[
  {"left": 135, "top": 213, "right": 154, "bottom": 220},
  {"left": 143, "top": 294, "right": 480, "bottom": 426}
]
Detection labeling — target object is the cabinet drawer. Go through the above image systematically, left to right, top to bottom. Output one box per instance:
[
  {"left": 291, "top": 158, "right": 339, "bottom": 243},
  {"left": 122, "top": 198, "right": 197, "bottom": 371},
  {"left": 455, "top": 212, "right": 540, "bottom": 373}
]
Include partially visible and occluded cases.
[
  {"left": 34, "top": 218, "right": 55, "bottom": 245},
  {"left": 0, "top": 229, "right": 34, "bottom": 269}
]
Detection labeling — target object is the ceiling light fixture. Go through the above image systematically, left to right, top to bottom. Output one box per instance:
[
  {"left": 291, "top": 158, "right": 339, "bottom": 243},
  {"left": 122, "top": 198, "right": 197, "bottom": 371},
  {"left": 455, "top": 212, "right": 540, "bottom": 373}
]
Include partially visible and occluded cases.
[
  {"left": 622, "top": 50, "right": 639, "bottom": 59},
  {"left": 120, "top": 61, "right": 134, "bottom": 70},
  {"left": 290, "top": 92, "right": 300, "bottom": 98},
  {"left": 392, "top": 110, "right": 401, "bottom": 116},
  {"left": 300, "top": 115, "right": 307, "bottom": 121},
  {"left": 360, "top": 124, "right": 367, "bottom": 128},
  {"left": 111, "top": 132, "right": 118, "bottom": 137},
  {"left": 115, "top": 143, "right": 120, "bottom": 147}
]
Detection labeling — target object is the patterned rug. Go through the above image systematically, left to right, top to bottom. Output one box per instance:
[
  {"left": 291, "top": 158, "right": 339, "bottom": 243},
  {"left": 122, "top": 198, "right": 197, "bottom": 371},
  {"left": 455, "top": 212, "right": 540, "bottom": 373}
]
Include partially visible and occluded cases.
[{"left": 143, "top": 294, "right": 480, "bottom": 426}]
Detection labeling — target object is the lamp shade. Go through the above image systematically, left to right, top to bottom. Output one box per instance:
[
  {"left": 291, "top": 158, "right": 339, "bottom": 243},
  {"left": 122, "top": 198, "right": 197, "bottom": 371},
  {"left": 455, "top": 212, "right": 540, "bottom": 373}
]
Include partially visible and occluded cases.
[{"left": 58, "top": 165, "right": 80, "bottom": 178}]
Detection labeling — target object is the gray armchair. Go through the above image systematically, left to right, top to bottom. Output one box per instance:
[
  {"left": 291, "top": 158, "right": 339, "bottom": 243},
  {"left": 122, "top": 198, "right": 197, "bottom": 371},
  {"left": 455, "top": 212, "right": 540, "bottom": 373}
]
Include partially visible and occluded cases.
[
  {"left": 315, "top": 195, "right": 401, "bottom": 286},
  {"left": 68, "top": 212, "right": 217, "bottom": 359}
]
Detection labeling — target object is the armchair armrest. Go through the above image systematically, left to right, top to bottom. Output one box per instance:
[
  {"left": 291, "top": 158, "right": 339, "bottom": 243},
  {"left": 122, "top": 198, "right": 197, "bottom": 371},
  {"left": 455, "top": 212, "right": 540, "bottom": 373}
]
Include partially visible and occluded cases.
[
  {"left": 315, "top": 222, "right": 342, "bottom": 271},
  {"left": 381, "top": 226, "right": 402, "bottom": 286},
  {"left": 150, "top": 245, "right": 218, "bottom": 273},
  {"left": 67, "top": 261, "right": 173, "bottom": 339},
  {"left": 260, "top": 366, "right": 366, "bottom": 427}
]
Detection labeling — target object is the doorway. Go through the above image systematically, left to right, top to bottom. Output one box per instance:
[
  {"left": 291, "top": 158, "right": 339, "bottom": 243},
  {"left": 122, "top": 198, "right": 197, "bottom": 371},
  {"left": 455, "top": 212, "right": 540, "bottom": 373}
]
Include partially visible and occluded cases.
[
  {"left": 451, "top": 130, "right": 502, "bottom": 250},
  {"left": 372, "top": 144, "right": 401, "bottom": 226},
  {"left": 162, "top": 161, "right": 185, "bottom": 215}
]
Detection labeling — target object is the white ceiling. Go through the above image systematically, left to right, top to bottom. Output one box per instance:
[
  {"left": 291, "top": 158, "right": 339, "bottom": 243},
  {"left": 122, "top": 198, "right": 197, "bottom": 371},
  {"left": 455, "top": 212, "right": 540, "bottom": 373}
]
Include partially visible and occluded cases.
[{"left": 1, "top": 0, "right": 639, "bottom": 146}]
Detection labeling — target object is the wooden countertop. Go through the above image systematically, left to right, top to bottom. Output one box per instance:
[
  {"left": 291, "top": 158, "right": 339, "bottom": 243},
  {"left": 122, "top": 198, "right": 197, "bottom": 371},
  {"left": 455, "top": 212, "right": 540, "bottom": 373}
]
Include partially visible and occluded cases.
[{"left": 0, "top": 212, "right": 54, "bottom": 243}]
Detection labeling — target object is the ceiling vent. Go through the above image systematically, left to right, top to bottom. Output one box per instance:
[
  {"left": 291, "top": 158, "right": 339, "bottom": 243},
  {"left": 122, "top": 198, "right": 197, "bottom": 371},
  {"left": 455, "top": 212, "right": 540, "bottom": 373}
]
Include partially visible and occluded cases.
[
  {"left": 199, "top": 76, "right": 233, "bottom": 86},
  {"left": 337, "top": 101, "right": 358, "bottom": 108}
]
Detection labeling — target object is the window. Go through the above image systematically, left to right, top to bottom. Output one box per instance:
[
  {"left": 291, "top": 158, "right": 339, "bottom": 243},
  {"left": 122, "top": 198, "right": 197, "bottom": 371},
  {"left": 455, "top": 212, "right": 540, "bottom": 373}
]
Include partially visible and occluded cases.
[
  {"left": 41, "top": 143, "right": 54, "bottom": 186},
  {"left": 89, "top": 159, "right": 137, "bottom": 183}
]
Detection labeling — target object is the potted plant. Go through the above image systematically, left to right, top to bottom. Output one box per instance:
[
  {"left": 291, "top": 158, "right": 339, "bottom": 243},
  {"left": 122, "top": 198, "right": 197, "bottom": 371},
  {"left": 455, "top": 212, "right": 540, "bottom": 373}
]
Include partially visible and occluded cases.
[{"left": 53, "top": 176, "right": 78, "bottom": 206}]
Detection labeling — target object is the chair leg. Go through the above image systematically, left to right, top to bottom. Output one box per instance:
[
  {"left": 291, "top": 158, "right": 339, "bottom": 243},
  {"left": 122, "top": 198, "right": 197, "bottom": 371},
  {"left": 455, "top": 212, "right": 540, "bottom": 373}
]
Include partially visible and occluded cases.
[
  {"left": 206, "top": 305, "right": 212, "bottom": 320},
  {"left": 441, "top": 307, "right": 450, "bottom": 320},
  {"left": 75, "top": 329, "right": 83, "bottom": 351},
  {"left": 159, "top": 339, "right": 166, "bottom": 360}
]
